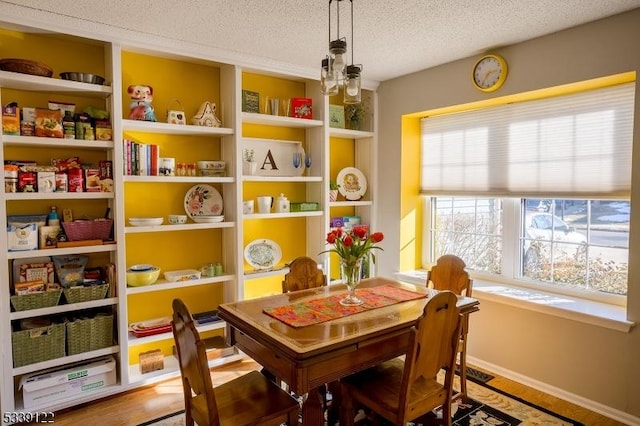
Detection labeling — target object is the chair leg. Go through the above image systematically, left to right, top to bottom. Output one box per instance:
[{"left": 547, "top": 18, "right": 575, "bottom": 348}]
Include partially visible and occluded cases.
[
  {"left": 458, "top": 343, "right": 468, "bottom": 401},
  {"left": 339, "top": 382, "right": 355, "bottom": 426}
]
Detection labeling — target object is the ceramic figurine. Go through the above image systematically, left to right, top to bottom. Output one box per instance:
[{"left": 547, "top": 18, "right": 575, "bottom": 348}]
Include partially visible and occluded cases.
[
  {"left": 128, "top": 84, "right": 157, "bottom": 122},
  {"left": 191, "top": 101, "right": 222, "bottom": 127}
]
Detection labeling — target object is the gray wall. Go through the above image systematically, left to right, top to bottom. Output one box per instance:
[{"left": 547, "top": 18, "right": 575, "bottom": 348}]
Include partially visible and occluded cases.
[{"left": 376, "top": 9, "right": 640, "bottom": 419}]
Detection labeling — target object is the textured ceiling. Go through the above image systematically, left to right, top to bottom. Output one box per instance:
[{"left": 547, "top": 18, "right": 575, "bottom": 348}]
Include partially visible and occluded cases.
[{"left": 3, "top": 0, "right": 640, "bottom": 86}]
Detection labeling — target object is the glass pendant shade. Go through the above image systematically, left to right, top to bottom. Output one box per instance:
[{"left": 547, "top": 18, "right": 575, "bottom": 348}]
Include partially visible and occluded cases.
[
  {"left": 329, "top": 39, "right": 347, "bottom": 77},
  {"left": 321, "top": 58, "right": 339, "bottom": 96},
  {"left": 344, "top": 65, "right": 361, "bottom": 104}
]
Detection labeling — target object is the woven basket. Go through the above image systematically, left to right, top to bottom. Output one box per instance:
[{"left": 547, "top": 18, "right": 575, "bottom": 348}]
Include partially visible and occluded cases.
[
  {"left": 0, "top": 58, "right": 53, "bottom": 77},
  {"left": 62, "top": 219, "right": 113, "bottom": 241},
  {"left": 63, "top": 284, "right": 109, "bottom": 304},
  {"left": 10, "top": 290, "right": 62, "bottom": 312},
  {"left": 66, "top": 314, "right": 113, "bottom": 355},
  {"left": 12, "top": 323, "right": 65, "bottom": 367}
]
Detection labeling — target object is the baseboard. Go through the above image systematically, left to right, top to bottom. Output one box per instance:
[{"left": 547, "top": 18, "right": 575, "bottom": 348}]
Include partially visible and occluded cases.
[{"left": 469, "top": 356, "right": 640, "bottom": 426}]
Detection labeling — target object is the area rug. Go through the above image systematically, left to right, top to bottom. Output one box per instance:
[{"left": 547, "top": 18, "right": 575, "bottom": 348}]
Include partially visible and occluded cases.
[{"left": 138, "top": 373, "right": 583, "bottom": 426}]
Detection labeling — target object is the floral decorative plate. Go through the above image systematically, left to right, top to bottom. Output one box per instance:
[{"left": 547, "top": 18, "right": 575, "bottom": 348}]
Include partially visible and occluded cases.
[
  {"left": 337, "top": 167, "right": 367, "bottom": 200},
  {"left": 184, "top": 184, "right": 223, "bottom": 218},
  {"left": 244, "top": 239, "right": 282, "bottom": 270}
]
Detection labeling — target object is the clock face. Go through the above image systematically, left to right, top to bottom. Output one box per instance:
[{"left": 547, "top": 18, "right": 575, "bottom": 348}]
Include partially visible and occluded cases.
[{"left": 473, "top": 55, "right": 507, "bottom": 92}]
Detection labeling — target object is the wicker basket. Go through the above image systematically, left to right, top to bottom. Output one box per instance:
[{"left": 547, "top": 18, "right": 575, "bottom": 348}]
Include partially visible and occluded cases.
[
  {"left": 0, "top": 58, "right": 53, "bottom": 77},
  {"left": 62, "top": 219, "right": 113, "bottom": 241},
  {"left": 63, "top": 284, "right": 109, "bottom": 304},
  {"left": 10, "top": 290, "right": 62, "bottom": 312},
  {"left": 66, "top": 314, "right": 113, "bottom": 355},
  {"left": 12, "top": 323, "right": 65, "bottom": 367}
]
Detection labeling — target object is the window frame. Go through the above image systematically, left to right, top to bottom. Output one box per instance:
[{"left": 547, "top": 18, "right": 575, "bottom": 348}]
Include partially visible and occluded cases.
[{"left": 422, "top": 196, "right": 627, "bottom": 307}]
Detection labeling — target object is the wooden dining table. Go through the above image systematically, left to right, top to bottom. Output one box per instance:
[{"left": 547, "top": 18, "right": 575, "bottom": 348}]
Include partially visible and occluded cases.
[{"left": 217, "top": 276, "right": 480, "bottom": 426}]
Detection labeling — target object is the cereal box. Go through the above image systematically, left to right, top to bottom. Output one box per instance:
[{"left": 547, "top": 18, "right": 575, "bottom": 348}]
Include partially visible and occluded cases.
[{"left": 2, "top": 104, "right": 20, "bottom": 135}]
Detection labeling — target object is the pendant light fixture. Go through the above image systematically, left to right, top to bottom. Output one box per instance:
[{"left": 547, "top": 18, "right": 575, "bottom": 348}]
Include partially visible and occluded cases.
[{"left": 320, "top": 0, "right": 362, "bottom": 104}]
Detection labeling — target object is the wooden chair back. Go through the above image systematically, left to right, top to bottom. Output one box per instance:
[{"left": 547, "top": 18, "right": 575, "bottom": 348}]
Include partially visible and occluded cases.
[
  {"left": 426, "top": 254, "right": 472, "bottom": 297},
  {"left": 426, "top": 254, "right": 473, "bottom": 402},
  {"left": 282, "top": 256, "right": 326, "bottom": 293},
  {"left": 339, "top": 291, "right": 462, "bottom": 425},
  {"left": 399, "top": 291, "right": 462, "bottom": 420},
  {"left": 171, "top": 298, "right": 220, "bottom": 425}
]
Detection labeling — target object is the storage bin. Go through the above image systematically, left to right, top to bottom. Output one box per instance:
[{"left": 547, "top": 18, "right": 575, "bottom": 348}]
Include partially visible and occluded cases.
[
  {"left": 61, "top": 219, "right": 113, "bottom": 241},
  {"left": 63, "top": 283, "right": 109, "bottom": 304},
  {"left": 10, "top": 290, "right": 62, "bottom": 312},
  {"left": 66, "top": 313, "right": 113, "bottom": 355},
  {"left": 12, "top": 323, "right": 65, "bottom": 367},
  {"left": 20, "top": 355, "right": 116, "bottom": 409}
]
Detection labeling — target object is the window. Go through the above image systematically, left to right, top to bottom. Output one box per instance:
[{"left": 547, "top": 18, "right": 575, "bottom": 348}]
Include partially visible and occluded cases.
[
  {"left": 421, "top": 82, "right": 635, "bottom": 299},
  {"left": 427, "top": 196, "right": 629, "bottom": 296}
]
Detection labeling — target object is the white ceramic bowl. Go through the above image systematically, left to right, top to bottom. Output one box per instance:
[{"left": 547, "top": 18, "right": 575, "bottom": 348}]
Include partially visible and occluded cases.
[{"left": 168, "top": 214, "right": 187, "bottom": 224}]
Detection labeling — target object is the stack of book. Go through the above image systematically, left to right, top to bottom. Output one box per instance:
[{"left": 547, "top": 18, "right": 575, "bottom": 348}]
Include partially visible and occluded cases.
[{"left": 123, "top": 139, "right": 160, "bottom": 176}]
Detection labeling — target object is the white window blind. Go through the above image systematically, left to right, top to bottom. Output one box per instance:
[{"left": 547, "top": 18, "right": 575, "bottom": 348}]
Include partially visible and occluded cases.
[{"left": 420, "top": 83, "right": 636, "bottom": 197}]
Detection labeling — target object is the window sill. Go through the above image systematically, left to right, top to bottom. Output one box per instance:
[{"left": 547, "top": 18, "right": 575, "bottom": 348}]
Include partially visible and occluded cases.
[{"left": 394, "top": 270, "right": 635, "bottom": 333}]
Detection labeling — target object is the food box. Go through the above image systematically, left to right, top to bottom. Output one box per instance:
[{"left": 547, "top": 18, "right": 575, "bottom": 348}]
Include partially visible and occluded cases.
[
  {"left": 292, "top": 97, "right": 313, "bottom": 119},
  {"left": 2, "top": 104, "right": 20, "bottom": 135},
  {"left": 34, "top": 108, "right": 63, "bottom": 138},
  {"left": 99, "top": 160, "right": 114, "bottom": 192},
  {"left": 84, "top": 168, "right": 100, "bottom": 192},
  {"left": 37, "top": 171, "right": 55, "bottom": 193},
  {"left": 290, "top": 202, "right": 320, "bottom": 212},
  {"left": 342, "top": 215, "right": 361, "bottom": 229},
  {"left": 7, "top": 223, "right": 38, "bottom": 251},
  {"left": 39, "top": 225, "right": 60, "bottom": 249},
  {"left": 18, "top": 260, "right": 55, "bottom": 283},
  {"left": 164, "top": 269, "right": 201, "bottom": 282},
  {"left": 20, "top": 355, "right": 116, "bottom": 409}
]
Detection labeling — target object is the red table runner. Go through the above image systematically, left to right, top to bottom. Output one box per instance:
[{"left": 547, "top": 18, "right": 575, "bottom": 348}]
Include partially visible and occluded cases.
[{"left": 263, "top": 285, "right": 426, "bottom": 328}]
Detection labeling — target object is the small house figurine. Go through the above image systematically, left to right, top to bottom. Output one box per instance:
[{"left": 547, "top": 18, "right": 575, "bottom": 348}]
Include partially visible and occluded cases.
[{"left": 191, "top": 101, "right": 222, "bottom": 127}]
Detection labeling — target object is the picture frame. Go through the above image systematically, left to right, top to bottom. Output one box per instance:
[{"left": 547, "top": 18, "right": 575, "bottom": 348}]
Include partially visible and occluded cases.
[
  {"left": 242, "top": 90, "right": 260, "bottom": 113},
  {"left": 292, "top": 97, "right": 313, "bottom": 119},
  {"left": 329, "top": 104, "right": 345, "bottom": 128}
]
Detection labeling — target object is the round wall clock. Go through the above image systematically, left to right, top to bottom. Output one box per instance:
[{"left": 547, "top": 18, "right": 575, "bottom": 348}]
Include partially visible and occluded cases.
[{"left": 472, "top": 54, "right": 508, "bottom": 92}]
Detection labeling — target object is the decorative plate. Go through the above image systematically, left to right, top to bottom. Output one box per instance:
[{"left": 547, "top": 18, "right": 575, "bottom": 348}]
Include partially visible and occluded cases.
[
  {"left": 337, "top": 167, "right": 367, "bottom": 200},
  {"left": 184, "top": 184, "right": 223, "bottom": 218},
  {"left": 191, "top": 215, "right": 224, "bottom": 223},
  {"left": 129, "top": 217, "right": 163, "bottom": 226},
  {"left": 244, "top": 239, "right": 282, "bottom": 270}
]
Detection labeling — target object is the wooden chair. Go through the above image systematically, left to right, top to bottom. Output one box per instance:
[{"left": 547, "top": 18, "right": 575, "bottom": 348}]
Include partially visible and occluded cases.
[
  {"left": 426, "top": 254, "right": 473, "bottom": 402},
  {"left": 280, "top": 256, "right": 335, "bottom": 421},
  {"left": 282, "top": 256, "right": 326, "bottom": 293},
  {"left": 340, "top": 291, "right": 462, "bottom": 426},
  {"left": 171, "top": 298, "right": 300, "bottom": 426}
]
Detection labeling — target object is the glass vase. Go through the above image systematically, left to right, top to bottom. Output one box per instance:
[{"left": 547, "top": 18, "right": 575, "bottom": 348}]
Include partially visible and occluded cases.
[{"left": 339, "top": 257, "right": 364, "bottom": 306}]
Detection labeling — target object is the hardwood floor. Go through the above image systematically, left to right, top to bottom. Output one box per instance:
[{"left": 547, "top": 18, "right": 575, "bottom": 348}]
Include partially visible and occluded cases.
[{"left": 19, "top": 359, "right": 625, "bottom": 425}]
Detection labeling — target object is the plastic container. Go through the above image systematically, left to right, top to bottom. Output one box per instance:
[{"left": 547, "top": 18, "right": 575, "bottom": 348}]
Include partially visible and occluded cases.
[{"left": 164, "top": 269, "right": 201, "bottom": 282}]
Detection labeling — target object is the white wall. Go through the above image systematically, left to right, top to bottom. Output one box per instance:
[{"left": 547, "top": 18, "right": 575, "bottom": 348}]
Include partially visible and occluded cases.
[{"left": 376, "top": 8, "right": 640, "bottom": 420}]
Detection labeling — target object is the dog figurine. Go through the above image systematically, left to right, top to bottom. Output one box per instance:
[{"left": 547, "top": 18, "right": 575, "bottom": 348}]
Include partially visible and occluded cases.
[{"left": 128, "top": 85, "right": 157, "bottom": 122}]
